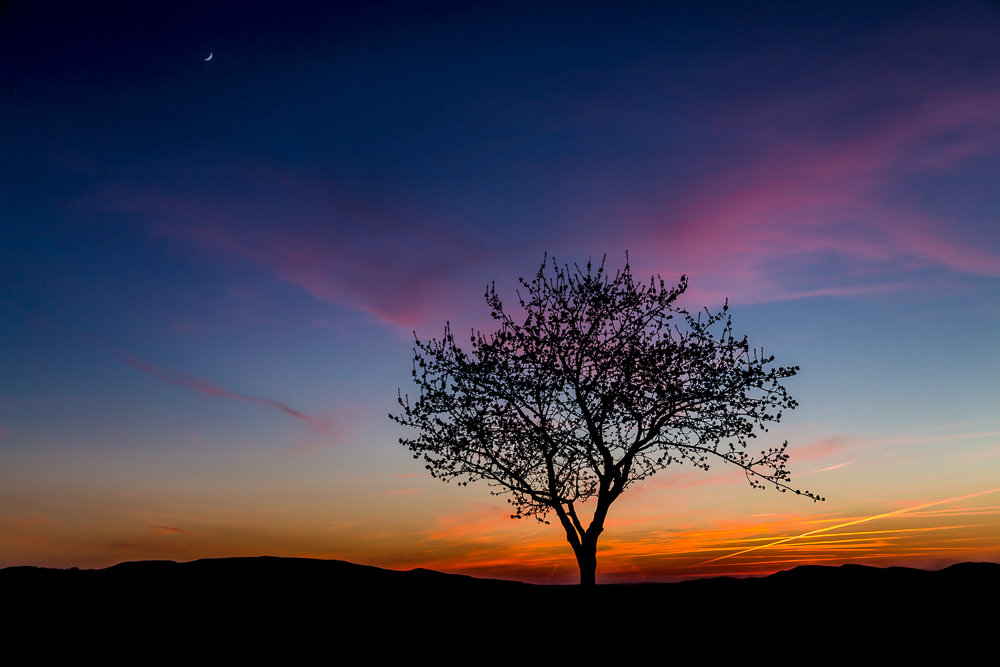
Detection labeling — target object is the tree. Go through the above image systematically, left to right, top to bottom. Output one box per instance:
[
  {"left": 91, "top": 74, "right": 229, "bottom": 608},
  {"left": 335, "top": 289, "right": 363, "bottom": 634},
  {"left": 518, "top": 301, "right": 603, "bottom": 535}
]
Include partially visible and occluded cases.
[{"left": 391, "top": 255, "right": 822, "bottom": 586}]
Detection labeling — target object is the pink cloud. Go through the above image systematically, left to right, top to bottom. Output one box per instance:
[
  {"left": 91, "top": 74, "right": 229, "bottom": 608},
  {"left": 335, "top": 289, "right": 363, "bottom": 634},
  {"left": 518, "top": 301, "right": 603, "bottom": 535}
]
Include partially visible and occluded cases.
[
  {"left": 626, "top": 90, "right": 1000, "bottom": 304},
  {"left": 132, "top": 188, "right": 489, "bottom": 329},
  {"left": 791, "top": 428, "right": 1000, "bottom": 464},
  {"left": 792, "top": 435, "right": 856, "bottom": 462},
  {"left": 966, "top": 445, "right": 1000, "bottom": 463}
]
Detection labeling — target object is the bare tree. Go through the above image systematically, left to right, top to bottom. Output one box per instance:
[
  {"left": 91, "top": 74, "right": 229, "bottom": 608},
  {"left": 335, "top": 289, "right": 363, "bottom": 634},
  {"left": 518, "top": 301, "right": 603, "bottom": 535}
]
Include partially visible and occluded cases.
[{"left": 391, "top": 254, "right": 822, "bottom": 585}]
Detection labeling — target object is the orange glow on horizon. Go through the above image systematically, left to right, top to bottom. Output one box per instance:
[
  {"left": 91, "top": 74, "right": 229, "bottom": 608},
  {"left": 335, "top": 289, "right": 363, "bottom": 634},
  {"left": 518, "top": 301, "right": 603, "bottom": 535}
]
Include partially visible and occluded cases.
[{"left": 695, "top": 487, "right": 1000, "bottom": 568}]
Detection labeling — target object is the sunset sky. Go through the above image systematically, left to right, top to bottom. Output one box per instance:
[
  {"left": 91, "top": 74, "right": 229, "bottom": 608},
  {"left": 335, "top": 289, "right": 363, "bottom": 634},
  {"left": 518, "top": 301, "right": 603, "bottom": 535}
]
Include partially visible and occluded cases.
[{"left": 2, "top": 0, "right": 999, "bottom": 583}]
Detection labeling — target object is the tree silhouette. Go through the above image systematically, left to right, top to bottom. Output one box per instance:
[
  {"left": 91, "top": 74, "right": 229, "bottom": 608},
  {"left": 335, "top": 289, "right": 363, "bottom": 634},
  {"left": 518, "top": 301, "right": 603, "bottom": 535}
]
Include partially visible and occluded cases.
[{"left": 391, "top": 255, "right": 822, "bottom": 585}]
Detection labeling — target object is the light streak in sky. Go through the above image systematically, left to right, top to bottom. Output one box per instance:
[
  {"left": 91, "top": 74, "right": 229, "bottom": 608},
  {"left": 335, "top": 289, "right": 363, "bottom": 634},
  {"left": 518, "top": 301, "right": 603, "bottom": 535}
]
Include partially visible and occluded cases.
[
  {"left": 801, "top": 461, "right": 855, "bottom": 476},
  {"left": 695, "top": 487, "right": 1000, "bottom": 567}
]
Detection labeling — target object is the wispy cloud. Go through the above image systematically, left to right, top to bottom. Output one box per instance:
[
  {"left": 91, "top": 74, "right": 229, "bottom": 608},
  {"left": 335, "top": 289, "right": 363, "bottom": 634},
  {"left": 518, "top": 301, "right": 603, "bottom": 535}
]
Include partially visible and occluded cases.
[
  {"left": 630, "top": 91, "right": 1000, "bottom": 305},
  {"left": 131, "top": 186, "right": 487, "bottom": 329},
  {"left": 70, "top": 329, "right": 331, "bottom": 434},
  {"left": 114, "top": 351, "right": 328, "bottom": 433},
  {"left": 119, "top": 351, "right": 314, "bottom": 421},
  {"left": 791, "top": 427, "right": 1000, "bottom": 462},
  {"left": 150, "top": 524, "right": 194, "bottom": 535}
]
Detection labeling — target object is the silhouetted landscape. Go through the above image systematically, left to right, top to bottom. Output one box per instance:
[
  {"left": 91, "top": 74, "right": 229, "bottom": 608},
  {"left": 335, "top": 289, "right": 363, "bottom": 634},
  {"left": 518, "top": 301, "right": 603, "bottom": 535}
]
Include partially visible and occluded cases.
[
  {"left": 5, "top": 6, "right": 1000, "bottom": 653},
  {"left": 6, "top": 558, "right": 997, "bottom": 639}
]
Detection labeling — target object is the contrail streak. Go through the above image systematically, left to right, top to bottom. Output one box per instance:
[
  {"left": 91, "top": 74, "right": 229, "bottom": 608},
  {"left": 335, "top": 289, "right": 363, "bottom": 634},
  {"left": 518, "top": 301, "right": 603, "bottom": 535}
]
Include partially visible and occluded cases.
[{"left": 695, "top": 487, "right": 1000, "bottom": 567}]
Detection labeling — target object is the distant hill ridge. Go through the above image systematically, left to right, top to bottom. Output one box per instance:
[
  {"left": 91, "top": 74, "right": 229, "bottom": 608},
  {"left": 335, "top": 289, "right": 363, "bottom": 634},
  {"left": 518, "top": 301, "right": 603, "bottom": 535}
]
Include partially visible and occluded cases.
[
  {"left": 5, "top": 555, "right": 999, "bottom": 587},
  {"left": 5, "top": 555, "right": 1000, "bottom": 591},
  {"left": 5, "top": 557, "right": 997, "bottom": 639}
]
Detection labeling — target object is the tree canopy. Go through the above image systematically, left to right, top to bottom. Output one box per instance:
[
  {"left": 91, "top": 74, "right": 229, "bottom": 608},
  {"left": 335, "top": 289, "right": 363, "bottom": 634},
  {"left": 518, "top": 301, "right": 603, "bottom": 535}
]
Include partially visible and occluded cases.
[{"left": 391, "top": 255, "right": 822, "bottom": 585}]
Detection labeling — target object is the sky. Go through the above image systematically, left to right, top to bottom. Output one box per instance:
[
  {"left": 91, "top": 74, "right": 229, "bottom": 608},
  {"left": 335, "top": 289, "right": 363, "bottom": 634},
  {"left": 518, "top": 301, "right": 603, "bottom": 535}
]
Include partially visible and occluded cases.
[{"left": 1, "top": 0, "right": 999, "bottom": 583}]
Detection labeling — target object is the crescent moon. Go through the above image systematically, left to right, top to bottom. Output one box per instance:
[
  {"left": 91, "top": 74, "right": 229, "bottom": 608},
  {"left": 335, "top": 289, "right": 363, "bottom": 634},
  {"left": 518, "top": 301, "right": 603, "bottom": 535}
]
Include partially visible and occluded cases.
[{"left": 204, "top": 52, "right": 213, "bottom": 61}]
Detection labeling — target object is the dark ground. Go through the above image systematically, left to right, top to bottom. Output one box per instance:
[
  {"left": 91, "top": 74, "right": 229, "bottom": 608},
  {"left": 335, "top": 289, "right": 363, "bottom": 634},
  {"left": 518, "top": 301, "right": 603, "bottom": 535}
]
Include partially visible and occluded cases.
[{"left": 5, "top": 557, "right": 996, "bottom": 653}]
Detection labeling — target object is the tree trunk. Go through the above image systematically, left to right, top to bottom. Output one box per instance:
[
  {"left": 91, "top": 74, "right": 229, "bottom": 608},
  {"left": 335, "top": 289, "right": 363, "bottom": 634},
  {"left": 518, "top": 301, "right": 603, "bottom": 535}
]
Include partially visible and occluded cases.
[{"left": 575, "top": 540, "right": 598, "bottom": 586}]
